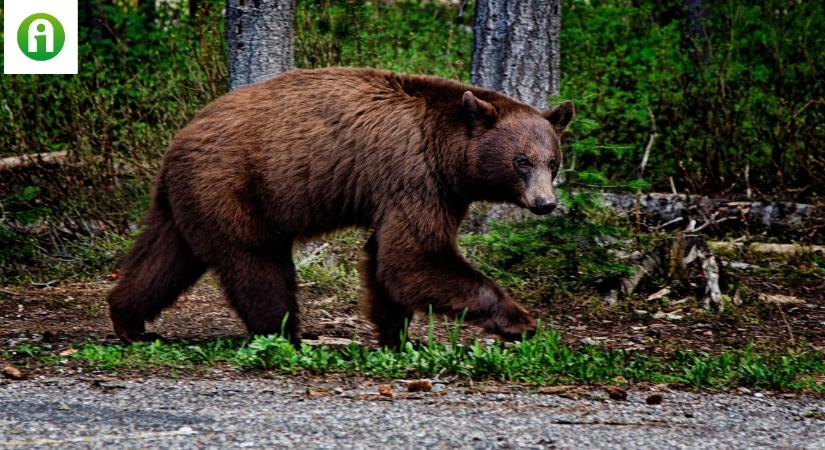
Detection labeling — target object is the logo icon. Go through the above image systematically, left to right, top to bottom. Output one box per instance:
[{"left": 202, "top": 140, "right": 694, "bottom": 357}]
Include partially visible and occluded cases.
[
  {"left": 4, "top": 0, "right": 78, "bottom": 75},
  {"left": 17, "top": 13, "right": 65, "bottom": 61}
]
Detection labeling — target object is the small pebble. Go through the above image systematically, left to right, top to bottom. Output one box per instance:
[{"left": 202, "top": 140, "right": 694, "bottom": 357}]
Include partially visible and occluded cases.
[
  {"left": 407, "top": 380, "right": 433, "bottom": 393},
  {"left": 646, "top": 393, "right": 664, "bottom": 405}
]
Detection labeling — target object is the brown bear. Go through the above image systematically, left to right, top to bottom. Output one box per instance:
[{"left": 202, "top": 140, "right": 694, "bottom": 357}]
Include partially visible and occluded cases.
[{"left": 107, "top": 67, "right": 574, "bottom": 347}]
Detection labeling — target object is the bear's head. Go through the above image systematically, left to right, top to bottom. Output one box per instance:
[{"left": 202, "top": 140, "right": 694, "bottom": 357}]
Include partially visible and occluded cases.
[{"left": 463, "top": 91, "right": 574, "bottom": 215}]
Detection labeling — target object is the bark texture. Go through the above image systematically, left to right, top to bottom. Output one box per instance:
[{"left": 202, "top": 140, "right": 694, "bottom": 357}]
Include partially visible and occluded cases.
[
  {"left": 226, "top": 0, "right": 295, "bottom": 90},
  {"left": 471, "top": 0, "right": 561, "bottom": 109},
  {"left": 548, "top": 0, "right": 561, "bottom": 97}
]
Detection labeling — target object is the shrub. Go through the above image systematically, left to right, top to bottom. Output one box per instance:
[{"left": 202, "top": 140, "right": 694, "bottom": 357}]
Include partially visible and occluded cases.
[{"left": 562, "top": 0, "right": 824, "bottom": 198}]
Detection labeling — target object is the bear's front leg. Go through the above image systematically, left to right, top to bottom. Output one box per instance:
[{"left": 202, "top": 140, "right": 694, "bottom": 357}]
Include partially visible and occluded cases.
[{"left": 372, "top": 213, "right": 536, "bottom": 342}]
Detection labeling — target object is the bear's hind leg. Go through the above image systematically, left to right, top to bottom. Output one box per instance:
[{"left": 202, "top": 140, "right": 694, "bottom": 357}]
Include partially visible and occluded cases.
[
  {"left": 108, "top": 204, "right": 206, "bottom": 343},
  {"left": 361, "top": 234, "right": 414, "bottom": 348},
  {"left": 216, "top": 247, "right": 300, "bottom": 342}
]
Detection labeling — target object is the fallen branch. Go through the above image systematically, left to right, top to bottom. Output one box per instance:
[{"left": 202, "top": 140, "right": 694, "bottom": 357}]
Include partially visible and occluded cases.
[
  {"left": 640, "top": 107, "right": 657, "bottom": 177},
  {"left": 639, "top": 132, "right": 656, "bottom": 176},
  {"left": 0, "top": 151, "right": 68, "bottom": 172},
  {"left": 464, "top": 193, "right": 822, "bottom": 237},
  {"left": 600, "top": 193, "right": 821, "bottom": 235},
  {"left": 606, "top": 234, "right": 724, "bottom": 312},
  {"left": 708, "top": 241, "right": 825, "bottom": 256},
  {"left": 296, "top": 242, "right": 330, "bottom": 268}
]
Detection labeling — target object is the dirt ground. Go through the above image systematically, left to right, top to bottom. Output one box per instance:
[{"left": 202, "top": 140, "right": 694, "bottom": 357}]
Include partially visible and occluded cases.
[{"left": 2, "top": 261, "right": 823, "bottom": 354}]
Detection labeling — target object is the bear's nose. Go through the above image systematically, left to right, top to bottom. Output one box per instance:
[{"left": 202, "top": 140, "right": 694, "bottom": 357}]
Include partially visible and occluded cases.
[{"left": 530, "top": 197, "right": 557, "bottom": 215}]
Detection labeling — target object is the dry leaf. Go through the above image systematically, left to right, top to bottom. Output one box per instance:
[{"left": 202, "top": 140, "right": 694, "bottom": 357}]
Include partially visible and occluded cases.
[
  {"left": 758, "top": 293, "right": 804, "bottom": 305},
  {"left": 59, "top": 348, "right": 78, "bottom": 357},
  {"left": 2, "top": 365, "right": 25, "bottom": 380},
  {"left": 378, "top": 384, "right": 393, "bottom": 397},
  {"left": 537, "top": 385, "right": 572, "bottom": 395},
  {"left": 606, "top": 385, "right": 627, "bottom": 401},
  {"left": 305, "top": 387, "right": 332, "bottom": 399}
]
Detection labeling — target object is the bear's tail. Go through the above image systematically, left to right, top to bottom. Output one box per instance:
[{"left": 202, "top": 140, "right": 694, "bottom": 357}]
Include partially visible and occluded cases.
[{"left": 107, "top": 181, "right": 206, "bottom": 343}]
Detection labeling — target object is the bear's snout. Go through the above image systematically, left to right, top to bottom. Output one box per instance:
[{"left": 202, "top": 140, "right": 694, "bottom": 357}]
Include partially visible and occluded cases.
[
  {"left": 524, "top": 168, "right": 557, "bottom": 215},
  {"left": 529, "top": 197, "right": 557, "bottom": 215}
]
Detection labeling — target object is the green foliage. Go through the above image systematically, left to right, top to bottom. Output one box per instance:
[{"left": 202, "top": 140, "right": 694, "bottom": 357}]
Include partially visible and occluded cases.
[
  {"left": 0, "top": 0, "right": 227, "bottom": 279},
  {"left": 1, "top": 0, "right": 226, "bottom": 161},
  {"left": 2, "top": 0, "right": 823, "bottom": 277},
  {"left": 295, "top": 0, "right": 472, "bottom": 79},
  {"left": 562, "top": 0, "right": 825, "bottom": 196},
  {"left": 0, "top": 187, "right": 48, "bottom": 272},
  {"left": 460, "top": 204, "right": 636, "bottom": 299},
  {"left": 296, "top": 231, "right": 366, "bottom": 303},
  {"left": 51, "top": 232, "right": 135, "bottom": 279},
  {"left": 39, "top": 326, "right": 824, "bottom": 391},
  {"left": 71, "top": 337, "right": 243, "bottom": 370}
]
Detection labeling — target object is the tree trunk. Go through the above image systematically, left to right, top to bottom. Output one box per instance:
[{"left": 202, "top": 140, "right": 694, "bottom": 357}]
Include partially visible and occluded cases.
[
  {"left": 80, "top": 0, "right": 109, "bottom": 43},
  {"left": 138, "top": 0, "right": 156, "bottom": 27},
  {"left": 189, "top": 0, "right": 200, "bottom": 19},
  {"left": 226, "top": 0, "right": 295, "bottom": 91},
  {"left": 470, "top": 0, "right": 561, "bottom": 109},
  {"left": 548, "top": 0, "right": 561, "bottom": 97},
  {"left": 684, "top": 0, "right": 710, "bottom": 64}
]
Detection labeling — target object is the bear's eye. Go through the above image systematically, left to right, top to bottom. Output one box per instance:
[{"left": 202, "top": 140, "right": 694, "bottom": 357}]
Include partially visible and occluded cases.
[{"left": 514, "top": 156, "right": 532, "bottom": 170}]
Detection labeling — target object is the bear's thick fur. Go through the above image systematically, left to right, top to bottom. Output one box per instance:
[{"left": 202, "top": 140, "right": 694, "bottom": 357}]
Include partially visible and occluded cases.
[{"left": 107, "top": 67, "right": 574, "bottom": 346}]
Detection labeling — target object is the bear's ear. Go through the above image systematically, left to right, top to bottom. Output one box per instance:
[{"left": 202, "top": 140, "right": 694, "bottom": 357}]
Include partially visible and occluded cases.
[
  {"left": 462, "top": 91, "right": 497, "bottom": 127},
  {"left": 542, "top": 101, "right": 575, "bottom": 135}
]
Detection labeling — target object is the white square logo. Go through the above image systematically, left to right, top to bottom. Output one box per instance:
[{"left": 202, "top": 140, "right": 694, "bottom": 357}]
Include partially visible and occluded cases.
[{"left": 4, "top": 0, "right": 78, "bottom": 74}]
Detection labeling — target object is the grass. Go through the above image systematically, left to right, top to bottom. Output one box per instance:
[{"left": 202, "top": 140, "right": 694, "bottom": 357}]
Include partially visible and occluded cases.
[
  {"left": 3, "top": 213, "right": 821, "bottom": 393},
  {"left": 1, "top": 230, "right": 136, "bottom": 285},
  {"left": 296, "top": 230, "right": 365, "bottom": 304},
  {"left": 5, "top": 322, "right": 824, "bottom": 393}
]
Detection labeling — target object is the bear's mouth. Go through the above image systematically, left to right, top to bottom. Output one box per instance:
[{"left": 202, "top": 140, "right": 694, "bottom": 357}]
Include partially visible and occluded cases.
[
  {"left": 518, "top": 196, "right": 554, "bottom": 216},
  {"left": 528, "top": 204, "right": 556, "bottom": 216}
]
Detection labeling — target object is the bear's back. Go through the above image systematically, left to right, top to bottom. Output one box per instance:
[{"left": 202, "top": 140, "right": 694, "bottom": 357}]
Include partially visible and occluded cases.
[{"left": 163, "top": 68, "right": 453, "bottom": 241}]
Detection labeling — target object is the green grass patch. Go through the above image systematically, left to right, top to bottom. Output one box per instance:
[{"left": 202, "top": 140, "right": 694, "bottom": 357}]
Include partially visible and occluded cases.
[
  {"left": 296, "top": 230, "right": 366, "bottom": 304},
  {"left": 8, "top": 324, "right": 822, "bottom": 392},
  {"left": 71, "top": 338, "right": 242, "bottom": 370}
]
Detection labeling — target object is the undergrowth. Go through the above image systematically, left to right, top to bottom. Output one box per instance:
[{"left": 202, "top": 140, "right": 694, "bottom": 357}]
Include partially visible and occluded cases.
[
  {"left": 4, "top": 0, "right": 823, "bottom": 278},
  {"left": 460, "top": 192, "right": 656, "bottom": 303},
  {"left": 296, "top": 230, "right": 365, "bottom": 304},
  {"left": 5, "top": 323, "right": 823, "bottom": 392}
]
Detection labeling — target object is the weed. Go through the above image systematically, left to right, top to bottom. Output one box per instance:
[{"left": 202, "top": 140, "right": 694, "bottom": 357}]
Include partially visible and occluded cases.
[
  {"left": 460, "top": 202, "right": 638, "bottom": 302},
  {"left": 296, "top": 234, "right": 363, "bottom": 303},
  {"left": 51, "top": 322, "right": 825, "bottom": 392}
]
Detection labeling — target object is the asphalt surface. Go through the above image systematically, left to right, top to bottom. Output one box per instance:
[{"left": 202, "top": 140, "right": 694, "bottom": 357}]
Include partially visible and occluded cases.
[{"left": 1, "top": 377, "right": 823, "bottom": 449}]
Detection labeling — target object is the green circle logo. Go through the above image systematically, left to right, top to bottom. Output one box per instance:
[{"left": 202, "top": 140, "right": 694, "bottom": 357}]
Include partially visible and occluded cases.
[{"left": 17, "top": 13, "right": 65, "bottom": 61}]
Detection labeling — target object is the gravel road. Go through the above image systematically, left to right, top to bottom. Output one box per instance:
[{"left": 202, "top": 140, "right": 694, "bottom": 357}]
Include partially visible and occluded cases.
[{"left": 1, "top": 377, "right": 823, "bottom": 449}]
